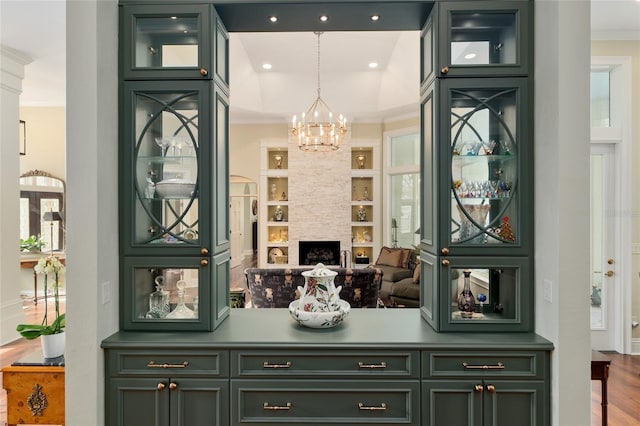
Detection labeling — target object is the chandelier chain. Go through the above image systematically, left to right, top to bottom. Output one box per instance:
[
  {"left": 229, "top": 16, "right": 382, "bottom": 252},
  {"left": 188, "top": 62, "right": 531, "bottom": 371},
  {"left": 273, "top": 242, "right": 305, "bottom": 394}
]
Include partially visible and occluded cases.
[{"left": 315, "top": 31, "right": 322, "bottom": 98}]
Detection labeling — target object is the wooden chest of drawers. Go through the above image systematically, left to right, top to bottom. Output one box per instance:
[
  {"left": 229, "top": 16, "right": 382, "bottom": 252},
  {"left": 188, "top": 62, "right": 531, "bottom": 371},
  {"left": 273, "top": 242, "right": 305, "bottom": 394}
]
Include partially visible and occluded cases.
[{"left": 2, "top": 364, "right": 65, "bottom": 426}]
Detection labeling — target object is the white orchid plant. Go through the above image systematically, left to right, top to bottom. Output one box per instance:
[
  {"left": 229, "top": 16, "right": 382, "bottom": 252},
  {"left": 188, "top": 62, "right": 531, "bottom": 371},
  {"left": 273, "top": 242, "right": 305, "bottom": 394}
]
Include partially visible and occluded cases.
[{"left": 16, "top": 255, "right": 66, "bottom": 339}]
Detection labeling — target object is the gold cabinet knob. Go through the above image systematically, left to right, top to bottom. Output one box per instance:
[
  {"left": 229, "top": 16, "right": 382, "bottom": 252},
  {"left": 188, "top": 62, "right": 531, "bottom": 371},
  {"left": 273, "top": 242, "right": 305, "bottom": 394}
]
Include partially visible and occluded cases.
[
  {"left": 441, "top": 66, "right": 449, "bottom": 74},
  {"left": 199, "top": 68, "right": 208, "bottom": 76},
  {"left": 201, "top": 247, "right": 209, "bottom": 256},
  {"left": 441, "top": 248, "right": 449, "bottom": 255},
  {"left": 200, "top": 259, "right": 209, "bottom": 266},
  {"left": 442, "top": 259, "right": 450, "bottom": 266},
  {"left": 608, "top": 259, "right": 614, "bottom": 265},
  {"left": 605, "top": 270, "right": 614, "bottom": 277},
  {"left": 169, "top": 382, "right": 177, "bottom": 390},
  {"left": 157, "top": 383, "right": 166, "bottom": 391},
  {"left": 475, "top": 384, "right": 483, "bottom": 393},
  {"left": 486, "top": 384, "right": 496, "bottom": 393}
]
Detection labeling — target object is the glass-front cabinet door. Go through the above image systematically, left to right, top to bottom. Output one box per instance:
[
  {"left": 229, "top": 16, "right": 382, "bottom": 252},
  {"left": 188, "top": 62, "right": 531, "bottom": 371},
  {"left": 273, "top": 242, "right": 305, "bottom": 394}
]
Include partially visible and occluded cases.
[
  {"left": 436, "top": 1, "right": 531, "bottom": 77},
  {"left": 121, "top": 4, "right": 212, "bottom": 80},
  {"left": 440, "top": 77, "right": 531, "bottom": 257},
  {"left": 122, "top": 80, "right": 210, "bottom": 257},
  {"left": 123, "top": 257, "right": 211, "bottom": 331}
]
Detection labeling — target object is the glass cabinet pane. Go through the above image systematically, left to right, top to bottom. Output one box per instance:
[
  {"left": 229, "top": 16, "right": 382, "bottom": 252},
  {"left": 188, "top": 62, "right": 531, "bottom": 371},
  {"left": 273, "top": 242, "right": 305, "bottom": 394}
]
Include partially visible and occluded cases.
[
  {"left": 449, "top": 11, "right": 517, "bottom": 66},
  {"left": 134, "top": 15, "right": 199, "bottom": 69},
  {"left": 449, "top": 86, "right": 518, "bottom": 247},
  {"left": 133, "top": 90, "right": 200, "bottom": 246},
  {"left": 132, "top": 266, "right": 201, "bottom": 322},
  {"left": 449, "top": 267, "right": 518, "bottom": 323}
]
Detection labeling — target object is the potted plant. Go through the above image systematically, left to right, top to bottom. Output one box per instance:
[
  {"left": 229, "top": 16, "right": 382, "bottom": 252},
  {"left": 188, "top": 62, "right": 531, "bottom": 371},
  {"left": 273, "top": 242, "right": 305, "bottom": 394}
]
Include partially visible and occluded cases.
[
  {"left": 19, "top": 234, "right": 46, "bottom": 252},
  {"left": 16, "top": 254, "right": 66, "bottom": 358}
]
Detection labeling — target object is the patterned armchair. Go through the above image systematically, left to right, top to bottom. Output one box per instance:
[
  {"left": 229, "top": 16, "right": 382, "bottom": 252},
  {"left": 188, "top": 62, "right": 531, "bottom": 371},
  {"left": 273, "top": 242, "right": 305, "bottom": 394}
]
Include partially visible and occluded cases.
[{"left": 245, "top": 267, "right": 382, "bottom": 309}]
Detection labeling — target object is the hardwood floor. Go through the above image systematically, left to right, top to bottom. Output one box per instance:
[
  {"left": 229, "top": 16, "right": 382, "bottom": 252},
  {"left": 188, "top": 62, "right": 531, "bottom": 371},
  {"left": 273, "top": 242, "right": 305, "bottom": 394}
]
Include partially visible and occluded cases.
[
  {"left": 3, "top": 273, "right": 640, "bottom": 426},
  {"left": 591, "top": 352, "right": 640, "bottom": 426}
]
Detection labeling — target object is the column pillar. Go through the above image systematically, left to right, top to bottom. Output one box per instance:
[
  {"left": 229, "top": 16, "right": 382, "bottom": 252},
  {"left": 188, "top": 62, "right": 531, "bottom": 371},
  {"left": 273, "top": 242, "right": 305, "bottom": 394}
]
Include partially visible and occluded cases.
[{"left": 0, "top": 45, "right": 32, "bottom": 344}]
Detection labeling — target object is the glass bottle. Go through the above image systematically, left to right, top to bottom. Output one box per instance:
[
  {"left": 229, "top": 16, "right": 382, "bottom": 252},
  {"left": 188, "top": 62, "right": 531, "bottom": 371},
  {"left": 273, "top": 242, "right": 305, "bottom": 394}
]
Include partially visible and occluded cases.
[
  {"left": 457, "top": 270, "right": 476, "bottom": 318},
  {"left": 147, "top": 276, "right": 169, "bottom": 318},
  {"left": 166, "top": 279, "right": 195, "bottom": 319}
]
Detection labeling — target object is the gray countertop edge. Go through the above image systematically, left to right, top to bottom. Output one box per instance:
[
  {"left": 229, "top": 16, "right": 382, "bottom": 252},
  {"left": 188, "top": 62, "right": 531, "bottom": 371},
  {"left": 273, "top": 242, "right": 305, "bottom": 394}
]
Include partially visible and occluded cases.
[{"left": 101, "top": 309, "right": 554, "bottom": 350}]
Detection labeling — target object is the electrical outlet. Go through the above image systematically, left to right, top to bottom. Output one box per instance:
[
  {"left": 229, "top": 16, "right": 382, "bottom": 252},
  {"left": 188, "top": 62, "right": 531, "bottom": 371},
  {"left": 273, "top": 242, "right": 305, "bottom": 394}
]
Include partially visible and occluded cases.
[
  {"left": 543, "top": 279, "right": 552, "bottom": 303},
  {"left": 102, "top": 281, "right": 111, "bottom": 304}
]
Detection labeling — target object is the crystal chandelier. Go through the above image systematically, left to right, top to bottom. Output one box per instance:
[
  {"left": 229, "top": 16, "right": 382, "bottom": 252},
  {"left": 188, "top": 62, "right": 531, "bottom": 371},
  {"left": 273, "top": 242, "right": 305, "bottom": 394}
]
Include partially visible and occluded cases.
[{"left": 291, "top": 32, "right": 348, "bottom": 151}]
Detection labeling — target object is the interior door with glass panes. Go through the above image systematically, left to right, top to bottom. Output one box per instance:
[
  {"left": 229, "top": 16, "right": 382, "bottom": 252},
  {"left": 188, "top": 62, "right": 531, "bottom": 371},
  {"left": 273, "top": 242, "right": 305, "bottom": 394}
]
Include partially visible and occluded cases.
[{"left": 590, "top": 143, "right": 618, "bottom": 350}]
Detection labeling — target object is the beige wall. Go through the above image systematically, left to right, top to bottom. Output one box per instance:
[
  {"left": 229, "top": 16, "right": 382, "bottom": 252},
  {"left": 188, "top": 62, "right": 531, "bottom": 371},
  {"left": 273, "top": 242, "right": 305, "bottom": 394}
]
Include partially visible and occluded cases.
[
  {"left": 591, "top": 40, "right": 640, "bottom": 340},
  {"left": 19, "top": 106, "right": 66, "bottom": 180}
]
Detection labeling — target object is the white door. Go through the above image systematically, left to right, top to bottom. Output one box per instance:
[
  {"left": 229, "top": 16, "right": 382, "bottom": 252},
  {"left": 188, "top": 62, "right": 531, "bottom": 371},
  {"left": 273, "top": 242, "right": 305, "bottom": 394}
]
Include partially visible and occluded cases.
[
  {"left": 590, "top": 144, "right": 617, "bottom": 350},
  {"left": 230, "top": 197, "right": 244, "bottom": 268}
]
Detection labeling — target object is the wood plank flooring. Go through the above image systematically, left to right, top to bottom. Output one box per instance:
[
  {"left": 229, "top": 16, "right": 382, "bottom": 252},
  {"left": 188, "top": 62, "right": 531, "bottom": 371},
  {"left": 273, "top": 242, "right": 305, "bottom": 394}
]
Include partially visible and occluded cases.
[{"left": 3, "top": 260, "right": 640, "bottom": 426}]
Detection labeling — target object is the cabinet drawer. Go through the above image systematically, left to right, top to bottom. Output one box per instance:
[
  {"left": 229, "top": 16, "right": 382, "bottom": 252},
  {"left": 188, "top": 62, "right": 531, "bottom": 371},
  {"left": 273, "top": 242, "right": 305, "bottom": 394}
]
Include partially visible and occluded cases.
[
  {"left": 108, "top": 349, "right": 228, "bottom": 377},
  {"left": 232, "top": 350, "right": 419, "bottom": 378},
  {"left": 422, "top": 351, "right": 546, "bottom": 380},
  {"left": 231, "top": 380, "right": 420, "bottom": 425}
]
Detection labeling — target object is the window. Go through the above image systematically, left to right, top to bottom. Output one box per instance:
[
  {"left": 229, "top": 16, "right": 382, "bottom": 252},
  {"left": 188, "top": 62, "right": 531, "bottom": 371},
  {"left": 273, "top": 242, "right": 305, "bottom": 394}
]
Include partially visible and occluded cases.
[
  {"left": 591, "top": 69, "right": 610, "bottom": 127},
  {"left": 385, "top": 131, "right": 420, "bottom": 248}
]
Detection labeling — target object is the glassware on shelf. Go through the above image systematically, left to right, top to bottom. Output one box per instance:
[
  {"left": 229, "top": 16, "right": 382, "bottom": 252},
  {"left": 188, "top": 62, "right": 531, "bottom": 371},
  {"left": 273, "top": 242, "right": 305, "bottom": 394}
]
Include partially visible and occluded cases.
[
  {"left": 154, "top": 136, "right": 173, "bottom": 157},
  {"left": 456, "top": 203, "right": 490, "bottom": 244},
  {"left": 457, "top": 270, "right": 476, "bottom": 318},
  {"left": 147, "top": 276, "right": 170, "bottom": 318},
  {"left": 166, "top": 279, "right": 196, "bottom": 319}
]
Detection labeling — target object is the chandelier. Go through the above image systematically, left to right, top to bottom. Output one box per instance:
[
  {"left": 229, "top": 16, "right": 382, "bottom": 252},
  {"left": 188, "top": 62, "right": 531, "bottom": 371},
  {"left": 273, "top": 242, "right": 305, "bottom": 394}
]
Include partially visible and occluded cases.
[{"left": 291, "top": 32, "right": 348, "bottom": 151}]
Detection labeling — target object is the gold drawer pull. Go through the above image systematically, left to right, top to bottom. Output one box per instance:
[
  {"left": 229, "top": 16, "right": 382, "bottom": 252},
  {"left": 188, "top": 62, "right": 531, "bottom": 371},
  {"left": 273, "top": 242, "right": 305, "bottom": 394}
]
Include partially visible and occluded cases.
[
  {"left": 147, "top": 361, "right": 189, "bottom": 369},
  {"left": 263, "top": 361, "right": 292, "bottom": 369},
  {"left": 358, "top": 361, "right": 387, "bottom": 369},
  {"left": 462, "top": 362, "right": 505, "bottom": 370},
  {"left": 263, "top": 402, "right": 292, "bottom": 411},
  {"left": 359, "top": 402, "right": 387, "bottom": 411}
]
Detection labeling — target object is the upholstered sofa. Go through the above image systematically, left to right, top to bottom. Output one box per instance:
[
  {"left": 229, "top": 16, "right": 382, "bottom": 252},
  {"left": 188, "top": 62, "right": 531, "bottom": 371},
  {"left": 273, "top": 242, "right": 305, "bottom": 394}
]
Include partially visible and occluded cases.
[
  {"left": 369, "top": 246, "right": 415, "bottom": 299},
  {"left": 389, "top": 266, "right": 420, "bottom": 307},
  {"left": 245, "top": 267, "right": 383, "bottom": 309}
]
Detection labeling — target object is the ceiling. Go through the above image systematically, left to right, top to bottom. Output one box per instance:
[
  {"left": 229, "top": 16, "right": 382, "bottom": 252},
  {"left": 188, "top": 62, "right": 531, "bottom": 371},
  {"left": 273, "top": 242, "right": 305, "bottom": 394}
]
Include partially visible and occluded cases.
[{"left": 1, "top": 0, "right": 639, "bottom": 123}]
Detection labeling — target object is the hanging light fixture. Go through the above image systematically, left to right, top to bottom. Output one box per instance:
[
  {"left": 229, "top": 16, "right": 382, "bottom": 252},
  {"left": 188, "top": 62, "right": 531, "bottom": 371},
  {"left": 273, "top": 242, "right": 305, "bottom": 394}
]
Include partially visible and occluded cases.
[{"left": 291, "top": 32, "right": 348, "bottom": 151}]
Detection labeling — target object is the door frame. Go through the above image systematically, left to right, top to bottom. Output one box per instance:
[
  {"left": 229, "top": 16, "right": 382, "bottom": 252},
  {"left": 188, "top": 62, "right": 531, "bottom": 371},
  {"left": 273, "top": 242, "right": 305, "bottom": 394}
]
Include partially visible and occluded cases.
[{"left": 590, "top": 56, "right": 632, "bottom": 354}]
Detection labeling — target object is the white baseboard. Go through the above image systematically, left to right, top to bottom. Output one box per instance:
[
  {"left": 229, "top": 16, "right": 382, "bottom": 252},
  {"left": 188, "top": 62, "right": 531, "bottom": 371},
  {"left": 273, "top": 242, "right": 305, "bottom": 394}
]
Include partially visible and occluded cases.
[{"left": 631, "top": 338, "right": 640, "bottom": 355}]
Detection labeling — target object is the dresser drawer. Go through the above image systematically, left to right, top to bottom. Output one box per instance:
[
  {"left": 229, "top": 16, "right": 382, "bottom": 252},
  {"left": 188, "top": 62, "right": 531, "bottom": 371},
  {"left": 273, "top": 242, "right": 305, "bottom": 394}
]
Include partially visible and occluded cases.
[
  {"left": 108, "top": 349, "right": 228, "bottom": 377},
  {"left": 232, "top": 350, "right": 419, "bottom": 378},
  {"left": 422, "top": 351, "right": 546, "bottom": 380},
  {"left": 231, "top": 380, "right": 420, "bottom": 425}
]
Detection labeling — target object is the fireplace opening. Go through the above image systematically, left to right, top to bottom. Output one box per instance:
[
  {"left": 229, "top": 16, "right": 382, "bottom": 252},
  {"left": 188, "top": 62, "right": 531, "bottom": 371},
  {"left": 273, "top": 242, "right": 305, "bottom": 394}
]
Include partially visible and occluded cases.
[{"left": 299, "top": 241, "right": 340, "bottom": 266}]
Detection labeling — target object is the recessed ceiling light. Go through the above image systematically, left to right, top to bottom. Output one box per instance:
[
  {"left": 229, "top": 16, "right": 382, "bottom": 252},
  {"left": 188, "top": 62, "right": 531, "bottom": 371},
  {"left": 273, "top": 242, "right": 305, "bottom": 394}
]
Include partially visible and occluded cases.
[
  {"left": 319, "top": 15, "right": 329, "bottom": 22},
  {"left": 370, "top": 15, "right": 380, "bottom": 21},
  {"left": 170, "top": 16, "right": 177, "bottom": 20},
  {"left": 269, "top": 16, "right": 278, "bottom": 23},
  {"left": 183, "top": 30, "right": 188, "bottom": 34},
  {"left": 464, "top": 53, "right": 477, "bottom": 60},
  {"left": 368, "top": 62, "right": 379, "bottom": 69},
  {"left": 262, "top": 63, "right": 273, "bottom": 70}
]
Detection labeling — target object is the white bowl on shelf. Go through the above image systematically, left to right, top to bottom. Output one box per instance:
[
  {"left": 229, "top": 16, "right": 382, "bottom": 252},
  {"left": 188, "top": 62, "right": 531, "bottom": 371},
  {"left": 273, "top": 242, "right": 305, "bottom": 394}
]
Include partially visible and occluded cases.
[{"left": 155, "top": 179, "right": 196, "bottom": 198}]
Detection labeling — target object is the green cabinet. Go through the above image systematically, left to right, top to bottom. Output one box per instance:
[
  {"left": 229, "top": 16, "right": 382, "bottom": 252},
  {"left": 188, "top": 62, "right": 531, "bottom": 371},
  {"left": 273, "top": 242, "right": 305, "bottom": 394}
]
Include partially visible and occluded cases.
[
  {"left": 419, "top": 1, "right": 533, "bottom": 332},
  {"left": 433, "top": 1, "right": 532, "bottom": 79},
  {"left": 121, "top": 3, "right": 229, "bottom": 86},
  {"left": 119, "top": 4, "right": 230, "bottom": 331},
  {"left": 102, "top": 310, "right": 552, "bottom": 426},
  {"left": 422, "top": 350, "right": 548, "bottom": 426},
  {"left": 108, "top": 377, "right": 229, "bottom": 426},
  {"left": 423, "top": 380, "right": 545, "bottom": 426}
]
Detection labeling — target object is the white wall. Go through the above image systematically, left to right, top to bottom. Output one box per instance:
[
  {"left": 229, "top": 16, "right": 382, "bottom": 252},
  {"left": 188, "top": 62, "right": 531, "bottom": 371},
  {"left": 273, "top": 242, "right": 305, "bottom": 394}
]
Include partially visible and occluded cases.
[
  {"left": 65, "top": 1, "right": 118, "bottom": 425},
  {"left": 534, "top": 1, "right": 592, "bottom": 425}
]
